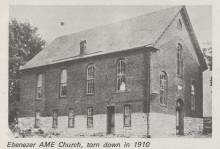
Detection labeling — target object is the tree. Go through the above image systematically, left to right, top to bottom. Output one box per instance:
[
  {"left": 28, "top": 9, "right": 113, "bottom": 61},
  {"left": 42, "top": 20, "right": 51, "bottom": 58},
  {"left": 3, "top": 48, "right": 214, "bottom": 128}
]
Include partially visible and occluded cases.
[{"left": 9, "top": 19, "right": 46, "bottom": 124}]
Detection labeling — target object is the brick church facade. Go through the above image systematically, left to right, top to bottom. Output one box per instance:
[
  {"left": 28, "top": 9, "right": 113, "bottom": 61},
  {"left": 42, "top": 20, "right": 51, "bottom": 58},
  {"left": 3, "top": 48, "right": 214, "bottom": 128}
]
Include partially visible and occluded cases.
[{"left": 17, "top": 6, "right": 207, "bottom": 137}]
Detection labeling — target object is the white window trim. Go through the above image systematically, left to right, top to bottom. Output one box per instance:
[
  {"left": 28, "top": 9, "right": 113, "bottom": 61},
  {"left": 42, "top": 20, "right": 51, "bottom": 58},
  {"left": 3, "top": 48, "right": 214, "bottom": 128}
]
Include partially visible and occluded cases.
[
  {"left": 116, "top": 59, "right": 126, "bottom": 92},
  {"left": 86, "top": 64, "right": 95, "bottom": 94},
  {"left": 59, "top": 69, "right": 67, "bottom": 97},
  {"left": 160, "top": 71, "right": 168, "bottom": 106},
  {"left": 36, "top": 73, "right": 43, "bottom": 99}
]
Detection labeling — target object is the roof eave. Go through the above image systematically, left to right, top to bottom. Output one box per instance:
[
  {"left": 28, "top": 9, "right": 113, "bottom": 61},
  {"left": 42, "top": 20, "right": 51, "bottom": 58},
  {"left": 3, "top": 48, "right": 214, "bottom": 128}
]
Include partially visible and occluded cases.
[
  {"left": 180, "top": 6, "right": 208, "bottom": 71},
  {"left": 20, "top": 44, "right": 158, "bottom": 71}
]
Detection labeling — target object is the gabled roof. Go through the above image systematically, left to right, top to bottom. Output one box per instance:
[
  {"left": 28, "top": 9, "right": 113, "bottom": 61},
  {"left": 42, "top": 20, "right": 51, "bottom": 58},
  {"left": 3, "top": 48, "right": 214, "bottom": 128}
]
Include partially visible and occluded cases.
[
  {"left": 21, "top": 6, "right": 207, "bottom": 70},
  {"left": 21, "top": 6, "right": 181, "bottom": 70},
  {"left": 180, "top": 6, "right": 208, "bottom": 71}
]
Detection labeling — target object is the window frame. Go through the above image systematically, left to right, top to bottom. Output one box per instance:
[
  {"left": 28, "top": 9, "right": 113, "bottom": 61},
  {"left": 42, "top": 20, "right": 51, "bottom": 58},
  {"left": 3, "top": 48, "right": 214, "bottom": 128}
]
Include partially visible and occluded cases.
[
  {"left": 177, "top": 43, "right": 184, "bottom": 78},
  {"left": 116, "top": 58, "right": 126, "bottom": 92},
  {"left": 86, "top": 64, "right": 95, "bottom": 95},
  {"left": 59, "top": 69, "right": 67, "bottom": 98},
  {"left": 159, "top": 71, "right": 168, "bottom": 106},
  {"left": 36, "top": 73, "right": 43, "bottom": 99},
  {"left": 191, "top": 80, "right": 196, "bottom": 112},
  {"left": 123, "top": 104, "right": 131, "bottom": 127},
  {"left": 87, "top": 107, "right": 93, "bottom": 128},
  {"left": 68, "top": 108, "right": 75, "bottom": 128},
  {"left": 34, "top": 110, "right": 40, "bottom": 128},
  {"left": 52, "top": 110, "right": 58, "bottom": 128}
]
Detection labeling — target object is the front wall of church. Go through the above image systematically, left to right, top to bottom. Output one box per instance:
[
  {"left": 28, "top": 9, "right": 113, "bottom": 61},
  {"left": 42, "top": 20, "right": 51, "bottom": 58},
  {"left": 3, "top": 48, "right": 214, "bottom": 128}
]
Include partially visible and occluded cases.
[
  {"left": 149, "top": 11, "right": 203, "bottom": 137},
  {"left": 18, "top": 49, "right": 151, "bottom": 137}
]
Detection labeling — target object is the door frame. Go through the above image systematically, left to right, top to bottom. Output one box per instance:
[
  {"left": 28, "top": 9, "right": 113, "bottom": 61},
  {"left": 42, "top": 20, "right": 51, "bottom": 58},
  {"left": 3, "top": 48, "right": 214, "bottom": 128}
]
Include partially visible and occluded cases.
[
  {"left": 176, "top": 98, "right": 184, "bottom": 135},
  {"left": 106, "top": 106, "right": 115, "bottom": 134}
]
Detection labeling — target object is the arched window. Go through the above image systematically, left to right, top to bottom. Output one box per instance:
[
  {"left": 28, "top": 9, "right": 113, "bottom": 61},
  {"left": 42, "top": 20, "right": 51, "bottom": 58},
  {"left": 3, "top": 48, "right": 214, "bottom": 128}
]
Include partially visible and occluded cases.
[
  {"left": 177, "top": 43, "right": 183, "bottom": 77},
  {"left": 117, "top": 59, "right": 126, "bottom": 91},
  {"left": 87, "top": 64, "right": 95, "bottom": 94},
  {"left": 60, "top": 69, "right": 67, "bottom": 97},
  {"left": 160, "top": 71, "right": 168, "bottom": 106},
  {"left": 36, "top": 73, "right": 43, "bottom": 99},
  {"left": 191, "top": 81, "right": 196, "bottom": 111}
]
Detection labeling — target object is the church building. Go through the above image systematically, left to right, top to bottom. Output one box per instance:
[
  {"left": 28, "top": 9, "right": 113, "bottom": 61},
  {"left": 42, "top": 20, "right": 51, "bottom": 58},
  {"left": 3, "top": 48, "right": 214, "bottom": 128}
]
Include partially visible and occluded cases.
[{"left": 18, "top": 6, "right": 207, "bottom": 137}]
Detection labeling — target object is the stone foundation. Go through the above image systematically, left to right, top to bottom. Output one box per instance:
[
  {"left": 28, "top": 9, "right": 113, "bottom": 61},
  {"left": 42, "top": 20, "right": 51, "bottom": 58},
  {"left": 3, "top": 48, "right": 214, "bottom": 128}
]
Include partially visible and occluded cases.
[
  {"left": 17, "top": 113, "right": 204, "bottom": 137},
  {"left": 18, "top": 113, "right": 148, "bottom": 137},
  {"left": 114, "top": 113, "right": 148, "bottom": 137},
  {"left": 149, "top": 113, "right": 176, "bottom": 137},
  {"left": 149, "top": 113, "right": 203, "bottom": 137},
  {"left": 184, "top": 117, "right": 203, "bottom": 135}
]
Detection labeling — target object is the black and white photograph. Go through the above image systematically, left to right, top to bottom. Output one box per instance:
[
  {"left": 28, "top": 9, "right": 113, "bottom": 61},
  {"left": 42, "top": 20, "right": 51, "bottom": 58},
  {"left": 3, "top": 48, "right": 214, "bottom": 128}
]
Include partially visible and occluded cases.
[{"left": 7, "top": 4, "right": 212, "bottom": 139}]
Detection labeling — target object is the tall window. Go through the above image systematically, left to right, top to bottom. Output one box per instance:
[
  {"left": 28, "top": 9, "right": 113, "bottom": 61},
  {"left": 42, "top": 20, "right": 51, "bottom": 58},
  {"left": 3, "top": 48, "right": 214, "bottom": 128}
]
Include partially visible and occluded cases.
[
  {"left": 177, "top": 43, "right": 183, "bottom": 77},
  {"left": 117, "top": 59, "right": 126, "bottom": 91},
  {"left": 87, "top": 64, "right": 95, "bottom": 94},
  {"left": 60, "top": 69, "right": 67, "bottom": 97},
  {"left": 160, "top": 71, "right": 168, "bottom": 106},
  {"left": 36, "top": 74, "right": 43, "bottom": 99},
  {"left": 191, "top": 81, "right": 196, "bottom": 111},
  {"left": 124, "top": 105, "right": 131, "bottom": 127},
  {"left": 87, "top": 107, "right": 93, "bottom": 128},
  {"left": 68, "top": 108, "right": 74, "bottom": 128},
  {"left": 52, "top": 110, "right": 58, "bottom": 128},
  {"left": 35, "top": 111, "right": 40, "bottom": 128}
]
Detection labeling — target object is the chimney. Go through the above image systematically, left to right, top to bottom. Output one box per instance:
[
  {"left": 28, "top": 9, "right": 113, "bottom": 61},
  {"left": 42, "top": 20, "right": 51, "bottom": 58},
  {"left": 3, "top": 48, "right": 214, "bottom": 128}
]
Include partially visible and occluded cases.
[{"left": 80, "top": 40, "right": 86, "bottom": 55}]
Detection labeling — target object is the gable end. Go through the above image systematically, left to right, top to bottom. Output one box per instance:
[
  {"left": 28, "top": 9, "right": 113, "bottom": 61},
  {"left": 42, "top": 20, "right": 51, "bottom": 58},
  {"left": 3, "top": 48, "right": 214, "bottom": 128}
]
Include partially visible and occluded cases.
[{"left": 180, "top": 6, "right": 208, "bottom": 71}]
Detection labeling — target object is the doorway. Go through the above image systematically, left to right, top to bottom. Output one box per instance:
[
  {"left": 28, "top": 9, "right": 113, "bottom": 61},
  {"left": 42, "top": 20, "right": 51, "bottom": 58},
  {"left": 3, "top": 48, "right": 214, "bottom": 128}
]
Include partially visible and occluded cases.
[
  {"left": 176, "top": 99, "right": 184, "bottom": 135},
  {"left": 107, "top": 106, "right": 115, "bottom": 134}
]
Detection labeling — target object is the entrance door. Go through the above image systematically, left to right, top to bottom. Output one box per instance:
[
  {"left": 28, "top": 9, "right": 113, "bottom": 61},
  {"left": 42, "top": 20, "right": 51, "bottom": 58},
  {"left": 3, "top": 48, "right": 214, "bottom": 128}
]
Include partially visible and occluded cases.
[
  {"left": 176, "top": 99, "right": 184, "bottom": 135},
  {"left": 107, "top": 106, "right": 115, "bottom": 134}
]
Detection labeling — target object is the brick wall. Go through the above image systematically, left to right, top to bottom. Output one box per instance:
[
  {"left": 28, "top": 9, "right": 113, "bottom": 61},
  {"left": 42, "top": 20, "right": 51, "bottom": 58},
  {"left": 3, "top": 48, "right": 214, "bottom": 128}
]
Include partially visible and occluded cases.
[
  {"left": 150, "top": 12, "right": 203, "bottom": 118},
  {"left": 19, "top": 49, "right": 149, "bottom": 117}
]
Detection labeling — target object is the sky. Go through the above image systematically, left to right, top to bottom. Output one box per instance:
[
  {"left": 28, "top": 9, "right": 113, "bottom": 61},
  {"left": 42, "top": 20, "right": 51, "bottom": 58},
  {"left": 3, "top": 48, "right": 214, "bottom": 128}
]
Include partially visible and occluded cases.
[{"left": 9, "top": 5, "right": 212, "bottom": 48}]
